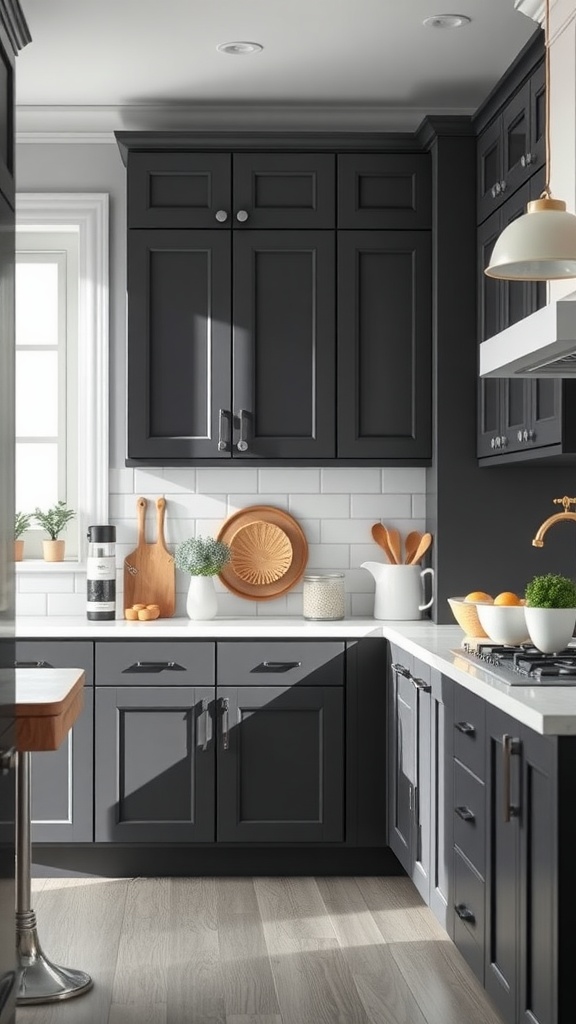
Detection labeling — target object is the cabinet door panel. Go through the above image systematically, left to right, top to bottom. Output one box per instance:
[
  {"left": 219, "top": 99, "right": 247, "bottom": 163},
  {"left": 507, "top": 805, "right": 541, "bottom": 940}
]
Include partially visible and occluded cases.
[
  {"left": 529, "top": 61, "right": 546, "bottom": 175},
  {"left": 502, "top": 82, "right": 530, "bottom": 199},
  {"left": 477, "top": 117, "right": 503, "bottom": 224},
  {"left": 128, "top": 152, "right": 232, "bottom": 229},
  {"left": 234, "top": 153, "right": 335, "bottom": 229},
  {"left": 338, "top": 154, "right": 431, "bottom": 229},
  {"left": 500, "top": 185, "right": 531, "bottom": 453},
  {"left": 477, "top": 211, "right": 501, "bottom": 457},
  {"left": 127, "top": 230, "right": 231, "bottom": 459},
  {"left": 233, "top": 230, "right": 335, "bottom": 459},
  {"left": 337, "top": 231, "right": 431, "bottom": 459},
  {"left": 95, "top": 640, "right": 215, "bottom": 686},
  {"left": 217, "top": 641, "right": 344, "bottom": 687},
  {"left": 388, "top": 658, "right": 415, "bottom": 871},
  {"left": 429, "top": 673, "right": 454, "bottom": 933},
  {"left": 95, "top": 686, "right": 215, "bottom": 842},
  {"left": 217, "top": 686, "right": 343, "bottom": 842},
  {"left": 486, "top": 707, "right": 520, "bottom": 1024},
  {"left": 519, "top": 728, "right": 557, "bottom": 1024}
]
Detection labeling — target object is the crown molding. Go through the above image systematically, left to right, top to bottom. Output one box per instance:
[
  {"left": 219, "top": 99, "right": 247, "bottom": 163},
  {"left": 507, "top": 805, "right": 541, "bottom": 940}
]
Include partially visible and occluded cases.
[{"left": 15, "top": 102, "right": 476, "bottom": 140}]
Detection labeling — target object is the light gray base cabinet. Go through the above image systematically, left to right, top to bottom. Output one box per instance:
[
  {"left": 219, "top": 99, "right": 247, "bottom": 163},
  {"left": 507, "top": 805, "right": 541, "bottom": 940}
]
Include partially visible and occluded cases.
[
  {"left": 94, "top": 639, "right": 346, "bottom": 846},
  {"left": 0, "top": 642, "right": 94, "bottom": 844}
]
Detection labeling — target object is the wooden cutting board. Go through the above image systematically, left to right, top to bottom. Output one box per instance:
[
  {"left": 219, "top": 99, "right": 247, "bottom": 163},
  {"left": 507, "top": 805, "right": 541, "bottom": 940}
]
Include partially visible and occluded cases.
[{"left": 123, "top": 497, "right": 175, "bottom": 617}]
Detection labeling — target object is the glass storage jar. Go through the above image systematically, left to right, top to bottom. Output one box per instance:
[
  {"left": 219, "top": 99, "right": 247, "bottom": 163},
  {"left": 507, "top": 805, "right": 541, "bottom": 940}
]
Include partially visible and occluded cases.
[{"left": 302, "top": 573, "right": 345, "bottom": 620}]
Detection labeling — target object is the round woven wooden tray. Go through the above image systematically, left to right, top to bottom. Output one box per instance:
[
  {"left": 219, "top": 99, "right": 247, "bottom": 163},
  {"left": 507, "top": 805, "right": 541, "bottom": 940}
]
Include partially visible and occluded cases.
[{"left": 217, "top": 506, "right": 308, "bottom": 600}]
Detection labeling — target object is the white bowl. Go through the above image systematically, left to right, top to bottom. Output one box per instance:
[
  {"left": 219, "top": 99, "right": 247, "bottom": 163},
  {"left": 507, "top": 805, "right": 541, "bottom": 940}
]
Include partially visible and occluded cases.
[
  {"left": 476, "top": 603, "right": 529, "bottom": 646},
  {"left": 524, "top": 606, "right": 576, "bottom": 654}
]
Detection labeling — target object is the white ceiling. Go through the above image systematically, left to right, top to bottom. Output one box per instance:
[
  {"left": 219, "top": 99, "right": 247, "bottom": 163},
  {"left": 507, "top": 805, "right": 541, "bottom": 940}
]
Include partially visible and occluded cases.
[{"left": 15, "top": 0, "right": 538, "bottom": 133}]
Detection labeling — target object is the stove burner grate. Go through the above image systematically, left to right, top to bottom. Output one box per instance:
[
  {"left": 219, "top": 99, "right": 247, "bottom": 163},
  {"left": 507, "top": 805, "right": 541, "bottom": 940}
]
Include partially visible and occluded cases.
[{"left": 462, "top": 641, "right": 576, "bottom": 681}]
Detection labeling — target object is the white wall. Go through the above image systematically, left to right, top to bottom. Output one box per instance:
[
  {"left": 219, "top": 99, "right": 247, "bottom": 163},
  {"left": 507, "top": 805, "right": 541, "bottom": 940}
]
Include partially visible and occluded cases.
[{"left": 14, "top": 142, "right": 428, "bottom": 618}]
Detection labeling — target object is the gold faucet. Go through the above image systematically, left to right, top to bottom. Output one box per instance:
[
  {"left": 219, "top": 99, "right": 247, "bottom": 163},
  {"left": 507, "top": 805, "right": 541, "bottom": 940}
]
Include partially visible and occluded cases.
[{"left": 532, "top": 496, "right": 576, "bottom": 547}]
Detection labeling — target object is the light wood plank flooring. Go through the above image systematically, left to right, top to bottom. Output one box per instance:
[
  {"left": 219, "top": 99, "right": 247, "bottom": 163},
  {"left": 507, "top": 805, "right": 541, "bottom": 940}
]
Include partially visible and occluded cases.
[{"left": 17, "top": 876, "right": 502, "bottom": 1024}]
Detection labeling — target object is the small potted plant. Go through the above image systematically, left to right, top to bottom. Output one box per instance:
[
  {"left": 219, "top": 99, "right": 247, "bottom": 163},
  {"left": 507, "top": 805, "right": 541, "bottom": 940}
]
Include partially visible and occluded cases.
[
  {"left": 34, "top": 501, "right": 76, "bottom": 562},
  {"left": 14, "top": 511, "right": 33, "bottom": 562},
  {"left": 174, "top": 536, "right": 231, "bottom": 620},
  {"left": 524, "top": 573, "right": 576, "bottom": 653}
]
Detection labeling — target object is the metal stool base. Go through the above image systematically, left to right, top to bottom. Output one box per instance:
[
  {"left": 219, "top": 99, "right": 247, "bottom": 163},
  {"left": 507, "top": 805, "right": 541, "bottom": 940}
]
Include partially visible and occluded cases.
[{"left": 16, "top": 910, "right": 93, "bottom": 1004}]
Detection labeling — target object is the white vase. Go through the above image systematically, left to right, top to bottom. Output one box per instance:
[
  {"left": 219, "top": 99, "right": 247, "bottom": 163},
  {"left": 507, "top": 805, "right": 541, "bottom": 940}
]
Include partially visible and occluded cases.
[
  {"left": 186, "top": 576, "right": 218, "bottom": 620},
  {"left": 524, "top": 606, "right": 576, "bottom": 654}
]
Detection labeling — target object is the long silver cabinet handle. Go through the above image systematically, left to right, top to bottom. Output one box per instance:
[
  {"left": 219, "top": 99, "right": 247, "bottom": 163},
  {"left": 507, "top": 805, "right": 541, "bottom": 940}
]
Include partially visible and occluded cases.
[
  {"left": 218, "top": 408, "right": 229, "bottom": 452},
  {"left": 236, "top": 409, "right": 249, "bottom": 452},
  {"left": 391, "top": 663, "right": 411, "bottom": 678},
  {"left": 411, "top": 676, "right": 431, "bottom": 693},
  {"left": 220, "top": 697, "right": 230, "bottom": 750},
  {"left": 198, "top": 698, "right": 209, "bottom": 751},
  {"left": 502, "top": 733, "right": 521, "bottom": 823}
]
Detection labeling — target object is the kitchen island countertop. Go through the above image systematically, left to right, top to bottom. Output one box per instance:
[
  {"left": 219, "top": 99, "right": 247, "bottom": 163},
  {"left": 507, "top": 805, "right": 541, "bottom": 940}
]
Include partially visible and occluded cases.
[{"left": 15, "top": 616, "right": 576, "bottom": 735}]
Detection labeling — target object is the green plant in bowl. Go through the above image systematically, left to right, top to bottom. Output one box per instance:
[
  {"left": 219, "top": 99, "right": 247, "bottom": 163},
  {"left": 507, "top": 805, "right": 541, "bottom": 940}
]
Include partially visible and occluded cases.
[
  {"left": 524, "top": 573, "right": 576, "bottom": 654},
  {"left": 525, "top": 573, "right": 576, "bottom": 608}
]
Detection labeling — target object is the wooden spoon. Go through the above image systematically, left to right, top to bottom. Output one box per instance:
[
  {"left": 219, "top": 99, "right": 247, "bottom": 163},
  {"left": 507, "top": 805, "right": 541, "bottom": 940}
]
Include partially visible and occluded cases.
[
  {"left": 371, "top": 523, "right": 397, "bottom": 564},
  {"left": 385, "top": 527, "right": 402, "bottom": 566},
  {"left": 404, "top": 530, "right": 423, "bottom": 564},
  {"left": 408, "top": 532, "right": 433, "bottom": 565}
]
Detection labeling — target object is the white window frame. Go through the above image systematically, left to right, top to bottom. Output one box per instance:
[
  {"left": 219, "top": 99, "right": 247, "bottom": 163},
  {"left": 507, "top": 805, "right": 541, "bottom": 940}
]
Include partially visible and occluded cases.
[{"left": 15, "top": 193, "right": 109, "bottom": 566}]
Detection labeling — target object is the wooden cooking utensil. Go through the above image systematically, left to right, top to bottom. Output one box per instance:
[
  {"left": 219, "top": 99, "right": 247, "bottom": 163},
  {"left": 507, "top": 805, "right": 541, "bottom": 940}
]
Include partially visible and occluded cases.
[
  {"left": 123, "top": 497, "right": 175, "bottom": 617},
  {"left": 371, "top": 523, "right": 397, "bottom": 564},
  {"left": 385, "top": 527, "right": 402, "bottom": 566},
  {"left": 404, "top": 530, "right": 423, "bottom": 564},
  {"left": 408, "top": 531, "right": 433, "bottom": 565}
]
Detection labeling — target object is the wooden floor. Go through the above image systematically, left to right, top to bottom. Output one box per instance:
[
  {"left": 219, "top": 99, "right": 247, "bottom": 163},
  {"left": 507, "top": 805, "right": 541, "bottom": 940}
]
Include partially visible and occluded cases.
[{"left": 17, "top": 876, "right": 502, "bottom": 1024}]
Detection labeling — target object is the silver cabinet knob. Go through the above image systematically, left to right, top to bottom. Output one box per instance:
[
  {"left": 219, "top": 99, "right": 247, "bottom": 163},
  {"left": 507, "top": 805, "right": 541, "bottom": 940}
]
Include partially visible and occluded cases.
[
  {"left": 521, "top": 154, "right": 526, "bottom": 167},
  {"left": 500, "top": 179, "right": 507, "bottom": 193},
  {"left": 492, "top": 182, "right": 501, "bottom": 197},
  {"left": 215, "top": 210, "right": 228, "bottom": 223},
  {"left": 236, "top": 210, "right": 249, "bottom": 223},
  {"left": 528, "top": 428, "right": 536, "bottom": 441},
  {"left": 523, "top": 429, "right": 529, "bottom": 442},
  {"left": 517, "top": 430, "right": 523, "bottom": 441},
  {"left": 501, "top": 435, "right": 508, "bottom": 447},
  {"left": 495, "top": 436, "right": 501, "bottom": 448},
  {"left": 491, "top": 437, "right": 496, "bottom": 449},
  {"left": 0, "top": 747, "right": 16, "bottom": 775}
]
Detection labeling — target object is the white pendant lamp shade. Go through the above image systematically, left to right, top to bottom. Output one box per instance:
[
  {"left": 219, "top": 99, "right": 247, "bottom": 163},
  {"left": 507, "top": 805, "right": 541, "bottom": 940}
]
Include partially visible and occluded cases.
[{"left": 485, "top": 198, "right": 576, "bottom": 280}]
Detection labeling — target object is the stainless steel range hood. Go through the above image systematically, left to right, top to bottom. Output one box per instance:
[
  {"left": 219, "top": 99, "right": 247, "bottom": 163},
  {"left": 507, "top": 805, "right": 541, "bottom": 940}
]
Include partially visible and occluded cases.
[{"left": 479, "top": 294, "right": 576, "bottom": 377}]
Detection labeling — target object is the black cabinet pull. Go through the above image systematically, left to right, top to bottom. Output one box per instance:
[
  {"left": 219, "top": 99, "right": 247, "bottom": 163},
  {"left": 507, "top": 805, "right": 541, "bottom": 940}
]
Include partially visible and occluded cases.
[
  {"left": 217, "top": 408, "right": 229, "bottom": 452},
  {"left": 236, "top": 409, "right": 249, "bottom": 452},
  {"left": 14, "top": 660, "right": 51, "bottom": 669},
  {"left": 122, "top": 661, "right": 185, "bottom": 674},
  {"left": 252, "top": 661, "right": 302, "bottom": 673},
  {"left": 391, "top": 663, "right": 411, "bottom": 678},
  {"left": 412, "top": 676, "right": 431, "bottom": 693},
  {"left": 220, "top": 697, "right": 230, "bottom": 750},
  {"left": 197, "top": 698, "right": 210, "bottom": 752},
  {"left": 455, "top": 721, "right": 475, "bottom": 735},
  {"left": 503, "top": 733, "right": 521, "bottom": 823},
  {"left": 455, "top": 805, "right": 475, "bottom": 822},
  {"left": 455, "top": 903, "right": 476, "bottom": 923}
]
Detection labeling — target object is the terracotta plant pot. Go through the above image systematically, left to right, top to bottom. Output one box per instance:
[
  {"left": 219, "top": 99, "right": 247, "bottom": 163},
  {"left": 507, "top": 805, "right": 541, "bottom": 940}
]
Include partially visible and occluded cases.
[
  {"left": 14, "top": 539, "right": 24, "bottom": 562},
  {"left": 42, "top": 539, "right": 65, "bottom": 563}
]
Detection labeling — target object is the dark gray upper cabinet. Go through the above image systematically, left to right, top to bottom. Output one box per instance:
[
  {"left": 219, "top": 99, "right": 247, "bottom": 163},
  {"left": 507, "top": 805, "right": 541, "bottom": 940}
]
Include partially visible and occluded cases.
[
  {"left": 477, "top": 59, "right": 545, "bottom": 225},
  {"left": 120, "top": 135, "right": 432, "bottom": 465},
  {"left": 128, "top": 151, "right": 335, "bottom": 230},
  {"left": 128, "top": 152, "right": 232, "bottom": 229},
  {"left": 233, "top": 153, "right": 335, "bottom": 229},
  {"left": 338, "top": 154, "right": 431, "bottom": 229},
  {"left": 127, "top": 229, "right": 232, "bottom": 460},
  {"left": 232, "top": 230, "right": 335, "bottom": 459},
  {"left": 338, "top": 230, "right": 431, "bottom": 459},
  {"left": 95, "top": 685, "right": 215, "bottom": 843},
  {"left": 216, "top": 685, "right": 343, "bottom": 843}
]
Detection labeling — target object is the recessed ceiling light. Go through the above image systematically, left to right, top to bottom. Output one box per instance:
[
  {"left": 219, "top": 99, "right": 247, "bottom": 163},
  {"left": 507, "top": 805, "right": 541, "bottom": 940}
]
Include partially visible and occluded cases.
[
  {"left": 423, "top": 14, "right": 471, "bottom": 29},
  {"left": 217, "top": 41, "right": 264, "bottom": 55}
]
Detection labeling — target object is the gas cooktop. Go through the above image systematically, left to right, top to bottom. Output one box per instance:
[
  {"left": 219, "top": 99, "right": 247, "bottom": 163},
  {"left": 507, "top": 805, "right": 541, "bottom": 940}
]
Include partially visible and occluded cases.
[{"left": 452, "top": 642, "right": 576, "bottom": 686}]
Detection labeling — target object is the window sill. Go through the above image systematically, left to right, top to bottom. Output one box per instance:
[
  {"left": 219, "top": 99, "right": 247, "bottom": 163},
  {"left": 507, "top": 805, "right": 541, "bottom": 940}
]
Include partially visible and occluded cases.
[{"left": 15, "top": 560, "right": 86, "bottom": 574}]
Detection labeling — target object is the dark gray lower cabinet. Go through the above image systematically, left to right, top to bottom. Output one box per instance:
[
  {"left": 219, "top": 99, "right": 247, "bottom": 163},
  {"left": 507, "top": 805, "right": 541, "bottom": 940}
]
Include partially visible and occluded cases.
[
  {"left": 3, "top": 642, "right": 94, "bottom": 843},
  {"left": 387, "top": 646, "right": 453, "bottom": 927},
  {"left": 216, "top": 685, "right": 344, "bottom": 843},
  {"left": 95, "top": 686, "right": 215, "bottom": 843}
]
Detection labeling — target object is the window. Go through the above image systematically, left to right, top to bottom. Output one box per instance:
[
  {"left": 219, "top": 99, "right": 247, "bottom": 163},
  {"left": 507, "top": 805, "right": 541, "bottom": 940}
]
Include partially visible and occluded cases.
[{"left": 15, "top": 194, "right": 109, "bottom": 564}]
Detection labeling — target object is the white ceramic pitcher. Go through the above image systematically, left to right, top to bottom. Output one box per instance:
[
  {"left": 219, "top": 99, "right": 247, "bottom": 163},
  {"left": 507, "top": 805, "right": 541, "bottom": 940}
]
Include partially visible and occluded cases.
[{"left": 361, "top": 562, "right": 435, "bottom": 620}]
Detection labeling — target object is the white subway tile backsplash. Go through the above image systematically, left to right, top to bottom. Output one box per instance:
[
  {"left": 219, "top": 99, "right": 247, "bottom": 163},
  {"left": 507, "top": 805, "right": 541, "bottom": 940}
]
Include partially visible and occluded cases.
[
  {"left": 29, "top": 458, "right": 428, "bottom": 617},
  {"left": 197, "top": 468, "right": 258, "bottom": 493},
  {"left": 259, "top": 468, "right": 321, "bottom": 493},
  {"left": 321, "top": 468, "right": 381, "bottom": 493},
  {"left": 382, "top": 468, "right": 427, "bottom": 493},
  {"left": 351, "top": 493, "right": 412, "bottom": 519},
  {"left": 289, "top": 494, "right": 350, "bottom": 519},
  {"left": 321, "top": 519, "right": 374, "bottom": 544},
  {"left": 306, "top": 544, "right": 350, "bottom": 569},
  {"left": 19, "top": 573, "right": 74, "bottom": 593},
  {"left": 16, "top": 593, "right": 47, "bottom": 616},
  {"left": 47, "top": 593, "right": 87, "bottom": 616}
]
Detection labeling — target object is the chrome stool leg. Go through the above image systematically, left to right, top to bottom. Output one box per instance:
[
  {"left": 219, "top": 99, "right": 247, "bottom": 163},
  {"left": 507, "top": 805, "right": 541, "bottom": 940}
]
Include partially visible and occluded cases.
[{"left": 16, "top": 751, "right": 93, "bottom": 1004}]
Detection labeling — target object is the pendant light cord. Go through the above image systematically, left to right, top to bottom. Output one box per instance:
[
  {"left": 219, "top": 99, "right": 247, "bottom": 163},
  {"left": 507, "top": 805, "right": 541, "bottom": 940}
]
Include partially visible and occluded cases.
[{"left": 544, "top": 0, "right": 552, "bottom": 198}]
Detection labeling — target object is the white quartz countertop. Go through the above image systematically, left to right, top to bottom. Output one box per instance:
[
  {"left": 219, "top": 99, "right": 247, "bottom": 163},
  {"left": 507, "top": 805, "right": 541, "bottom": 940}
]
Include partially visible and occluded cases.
[{"left": 15, "top": 616, "right": 576, "bottom": 735}]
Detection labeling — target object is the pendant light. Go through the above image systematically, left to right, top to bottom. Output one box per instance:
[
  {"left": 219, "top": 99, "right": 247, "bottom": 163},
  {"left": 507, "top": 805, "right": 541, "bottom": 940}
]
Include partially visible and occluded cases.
[{"left": 485, "top": 0, "right": 576, "bottom": 280}]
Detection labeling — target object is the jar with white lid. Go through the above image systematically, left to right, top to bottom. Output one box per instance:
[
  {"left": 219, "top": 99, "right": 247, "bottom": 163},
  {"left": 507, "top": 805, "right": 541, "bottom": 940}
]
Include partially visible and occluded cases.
[{"left": 302, "top": 573, "right": 345, "bottom": 620}]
